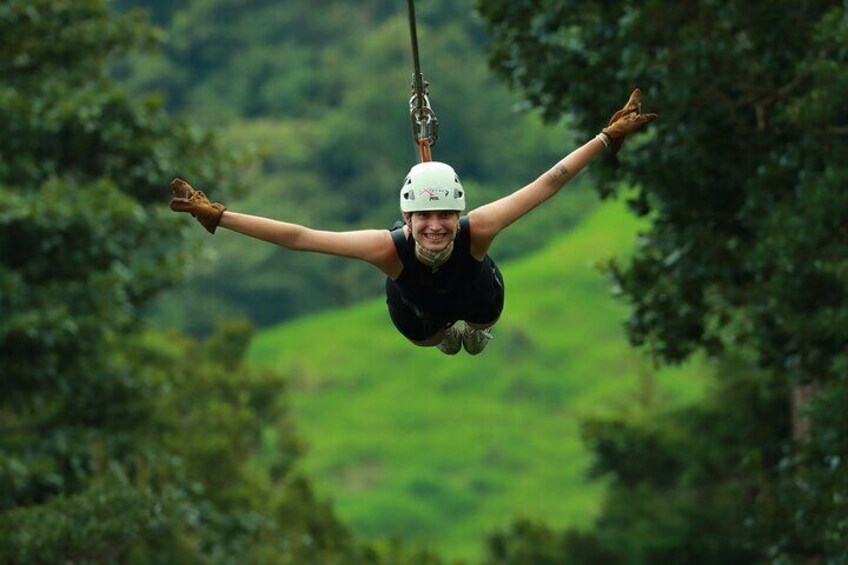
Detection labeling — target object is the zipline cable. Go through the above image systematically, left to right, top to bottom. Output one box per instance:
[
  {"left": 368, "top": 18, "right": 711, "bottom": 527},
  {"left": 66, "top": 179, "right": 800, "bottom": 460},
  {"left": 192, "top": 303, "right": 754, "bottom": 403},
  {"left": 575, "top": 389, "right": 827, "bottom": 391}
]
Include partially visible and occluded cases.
[{"left": 407, "top": 0, "right": 438, "bottom": 162}]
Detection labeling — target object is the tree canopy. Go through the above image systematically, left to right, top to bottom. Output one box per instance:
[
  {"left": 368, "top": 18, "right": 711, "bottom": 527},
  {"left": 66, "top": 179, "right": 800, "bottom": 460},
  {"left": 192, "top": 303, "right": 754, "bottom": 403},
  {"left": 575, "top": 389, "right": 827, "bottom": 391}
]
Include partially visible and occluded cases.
[
  {"left": 478, "top": 0, "right": 848, "bottom": 559},
  {"left": 479, "top": 0, "right": 848, "bottom": 382},
  {"left": 0, "top": 2, "right": 384, "bottom": 561}
]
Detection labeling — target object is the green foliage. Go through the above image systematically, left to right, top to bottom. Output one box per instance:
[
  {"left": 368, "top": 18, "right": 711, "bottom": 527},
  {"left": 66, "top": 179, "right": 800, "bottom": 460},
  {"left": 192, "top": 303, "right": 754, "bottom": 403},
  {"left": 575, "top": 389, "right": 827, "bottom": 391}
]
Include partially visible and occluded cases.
[
  {"left": 0, "top": 0, "right": 237, "bottom": 519},
  {"left": 113, "top": 0, "right": 189, "bottom": 27},
  {"left": 478, "top": 0, "right": 848, "bottom": 560},
  {"left": 478, "top": 0, "right": 848, "bottom": 383},
  {"left": 0, "top": 1, "right": 380, "bottom": 562},
  {"left": 247, "top": 200, "right": 711, "bottom": 561},
  {"left": 130, "top": 330, "right": 371, "bottom": 564},
  {"left": 480, "top": 357, "right": 789, "bottom": 565},
  {"left": 574, "top": 358, "right": 788, "bottom": 563},
  {"left": 763, "top": 379, "right": 848, "bottom": 559},
  {"left": 0, "top": 480, "right": 169, "bottom": 563},
  {"left": 484, "top": 519, "right": 618, "bottom": 565}
]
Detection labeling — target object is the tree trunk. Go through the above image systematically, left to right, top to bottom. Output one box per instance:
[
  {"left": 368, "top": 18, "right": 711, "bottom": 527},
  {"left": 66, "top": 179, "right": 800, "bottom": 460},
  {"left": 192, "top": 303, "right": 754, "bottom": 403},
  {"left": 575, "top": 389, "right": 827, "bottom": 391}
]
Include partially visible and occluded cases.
[{"left": 791, "top": 382, "right": 820, "bottom": 442}]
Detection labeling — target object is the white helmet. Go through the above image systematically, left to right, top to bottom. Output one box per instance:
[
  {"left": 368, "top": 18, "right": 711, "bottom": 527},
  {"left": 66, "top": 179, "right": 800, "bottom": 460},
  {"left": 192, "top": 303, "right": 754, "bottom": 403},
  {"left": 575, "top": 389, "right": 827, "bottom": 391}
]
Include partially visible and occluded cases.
[{"left": 399, "top": 161, "right": 466, "bottom": 213}]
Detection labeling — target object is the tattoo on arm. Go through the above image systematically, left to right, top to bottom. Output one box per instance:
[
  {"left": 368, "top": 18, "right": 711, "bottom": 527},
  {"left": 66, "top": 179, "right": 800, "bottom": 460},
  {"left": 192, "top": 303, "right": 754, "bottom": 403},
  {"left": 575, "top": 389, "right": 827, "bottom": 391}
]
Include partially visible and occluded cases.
[{"left": 547, "top": 163, "right": 572, "bottom": 183}]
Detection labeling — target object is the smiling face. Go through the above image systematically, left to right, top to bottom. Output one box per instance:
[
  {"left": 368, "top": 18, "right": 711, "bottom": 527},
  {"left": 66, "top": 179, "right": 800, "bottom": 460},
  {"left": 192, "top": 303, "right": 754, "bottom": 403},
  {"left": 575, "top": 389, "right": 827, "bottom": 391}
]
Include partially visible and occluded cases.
[{"left": 406, "top": 210, "right": 461, "bottom": 253}]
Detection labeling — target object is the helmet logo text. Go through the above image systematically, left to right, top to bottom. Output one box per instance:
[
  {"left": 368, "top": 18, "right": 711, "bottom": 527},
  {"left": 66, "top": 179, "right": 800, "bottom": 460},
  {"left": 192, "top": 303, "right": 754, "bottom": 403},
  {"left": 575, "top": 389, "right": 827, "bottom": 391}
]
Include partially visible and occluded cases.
[{"left": 419, "top": 187, "right": 450, "bottom": 201}]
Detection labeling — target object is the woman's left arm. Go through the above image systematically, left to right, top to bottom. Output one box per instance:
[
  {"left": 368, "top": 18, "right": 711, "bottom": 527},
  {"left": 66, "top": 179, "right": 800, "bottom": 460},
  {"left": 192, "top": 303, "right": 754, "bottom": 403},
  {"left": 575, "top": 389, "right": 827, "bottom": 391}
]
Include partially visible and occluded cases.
[
  {"left": 468, "top": 88, "right": 656, "bottom": 259},
  {"left": 467, "top": 135, "right": 605, "bottom": 257}
]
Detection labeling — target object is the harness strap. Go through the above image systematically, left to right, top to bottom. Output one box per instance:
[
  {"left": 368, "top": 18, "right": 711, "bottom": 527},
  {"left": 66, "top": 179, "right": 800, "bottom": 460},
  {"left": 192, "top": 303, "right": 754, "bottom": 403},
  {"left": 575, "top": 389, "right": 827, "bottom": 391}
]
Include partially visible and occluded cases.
[{"left": 390, "top": 223, "right": 408, "bottom": 257}]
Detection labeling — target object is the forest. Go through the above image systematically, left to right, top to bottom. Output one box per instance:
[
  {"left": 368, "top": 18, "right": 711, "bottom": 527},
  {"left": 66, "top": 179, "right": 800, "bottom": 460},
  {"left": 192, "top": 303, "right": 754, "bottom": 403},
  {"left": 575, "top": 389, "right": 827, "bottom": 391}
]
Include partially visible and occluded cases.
[{"left": 1, "top": 0, "right": 846, "bottom": 563}]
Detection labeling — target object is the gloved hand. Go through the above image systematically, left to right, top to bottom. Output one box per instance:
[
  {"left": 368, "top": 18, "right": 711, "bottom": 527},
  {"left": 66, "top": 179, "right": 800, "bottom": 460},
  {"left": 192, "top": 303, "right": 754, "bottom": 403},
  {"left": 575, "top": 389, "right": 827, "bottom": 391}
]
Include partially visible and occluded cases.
[
  {"left": 601, "top": 88, "right": 657, "bottom": 154},
  {"left": 169, "top": 177, "right": 226, "bottom": 234}
]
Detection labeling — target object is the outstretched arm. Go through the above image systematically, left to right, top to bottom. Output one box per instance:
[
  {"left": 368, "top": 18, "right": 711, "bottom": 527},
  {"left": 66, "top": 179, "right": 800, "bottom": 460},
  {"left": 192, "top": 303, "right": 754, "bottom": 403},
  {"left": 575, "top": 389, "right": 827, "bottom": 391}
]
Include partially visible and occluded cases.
[
  {"left": 468, "top": 88, "right": 656, "bottom": 258},
  {"left": 468, "top": 135, "right": 605, "bottom": 255},
  {"left": 169, "top": 179, "right": 401, "bottom": 277},
  {"left": 219, "top": 211, "right": 400, "bottom": 275}
]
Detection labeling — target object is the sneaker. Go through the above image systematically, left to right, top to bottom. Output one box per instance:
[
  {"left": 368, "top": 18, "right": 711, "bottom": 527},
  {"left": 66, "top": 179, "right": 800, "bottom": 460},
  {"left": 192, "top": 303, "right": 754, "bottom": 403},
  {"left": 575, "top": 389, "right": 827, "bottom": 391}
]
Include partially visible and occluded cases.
[
  {"left": 436, "top": 324, "right": 462, "bottom": 355},
  {"left": 462, "top": 325, "right": 493, "bottom": 355}
]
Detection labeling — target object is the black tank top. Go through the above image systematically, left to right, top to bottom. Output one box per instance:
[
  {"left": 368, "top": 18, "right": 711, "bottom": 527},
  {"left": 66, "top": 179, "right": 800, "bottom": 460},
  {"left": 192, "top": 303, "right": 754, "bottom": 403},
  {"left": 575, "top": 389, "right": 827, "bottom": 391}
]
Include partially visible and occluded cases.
[{"left": 388, "top": 216, "right": 486, "bottom": 308}]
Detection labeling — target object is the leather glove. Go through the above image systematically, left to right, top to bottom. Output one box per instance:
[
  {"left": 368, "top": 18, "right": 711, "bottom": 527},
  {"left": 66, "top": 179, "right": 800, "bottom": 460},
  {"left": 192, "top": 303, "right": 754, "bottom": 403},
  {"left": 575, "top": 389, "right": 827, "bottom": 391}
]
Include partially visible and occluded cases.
[
  {"left": 601, "top": 88, "right": 657, "bottom": 154},
  {"left": 169, "top": 177, "right": 226, "bottom": 234}
]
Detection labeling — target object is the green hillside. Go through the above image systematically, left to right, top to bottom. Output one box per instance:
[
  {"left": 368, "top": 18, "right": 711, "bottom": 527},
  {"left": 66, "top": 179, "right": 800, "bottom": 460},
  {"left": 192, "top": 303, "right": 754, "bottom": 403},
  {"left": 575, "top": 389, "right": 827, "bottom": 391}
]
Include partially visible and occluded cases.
[{"left": 247, "top": 199, "right": 711, "bottom": 561}]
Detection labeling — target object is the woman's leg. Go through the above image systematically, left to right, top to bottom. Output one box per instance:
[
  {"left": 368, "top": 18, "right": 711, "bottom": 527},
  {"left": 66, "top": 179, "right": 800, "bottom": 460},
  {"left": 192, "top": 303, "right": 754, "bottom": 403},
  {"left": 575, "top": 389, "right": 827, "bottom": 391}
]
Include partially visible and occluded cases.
[
  {"left": 459, "top": 259, "right": 505, "bottom": 354},
  {"left": 385, "top": 279, "right": 456, "bottom": 350},
  {"left": 466, "top": 319, "right": 498, "bottom": 331},
  {"left": 410, "top": 328, "right": 448, "bottom": 347}
]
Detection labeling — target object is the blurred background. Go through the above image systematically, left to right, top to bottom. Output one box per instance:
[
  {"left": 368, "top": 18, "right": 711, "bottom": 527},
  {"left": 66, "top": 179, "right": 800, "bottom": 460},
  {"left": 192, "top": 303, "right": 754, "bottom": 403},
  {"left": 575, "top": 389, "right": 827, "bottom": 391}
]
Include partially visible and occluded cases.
[{"left": 2, "top": 0, "right": 847, "bottom": 563}]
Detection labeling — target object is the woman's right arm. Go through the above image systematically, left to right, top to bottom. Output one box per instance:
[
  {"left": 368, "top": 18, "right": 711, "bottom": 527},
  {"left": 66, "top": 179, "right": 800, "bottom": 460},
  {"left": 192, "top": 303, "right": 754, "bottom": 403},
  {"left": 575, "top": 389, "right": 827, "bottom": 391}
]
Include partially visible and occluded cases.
[
  {"left": 170, "top": 178, "right": 402, "bottom": 277},
  {"left": 219, "top": 211, "right": 402, "bottom": 277}
]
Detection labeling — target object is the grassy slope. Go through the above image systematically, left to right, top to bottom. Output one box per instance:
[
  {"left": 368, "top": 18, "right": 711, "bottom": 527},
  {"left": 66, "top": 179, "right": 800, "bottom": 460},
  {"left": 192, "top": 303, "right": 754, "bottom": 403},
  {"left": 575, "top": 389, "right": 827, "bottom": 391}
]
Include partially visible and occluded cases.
[{"left": 247, "top": 199, "right": 710, "bottom": 561}]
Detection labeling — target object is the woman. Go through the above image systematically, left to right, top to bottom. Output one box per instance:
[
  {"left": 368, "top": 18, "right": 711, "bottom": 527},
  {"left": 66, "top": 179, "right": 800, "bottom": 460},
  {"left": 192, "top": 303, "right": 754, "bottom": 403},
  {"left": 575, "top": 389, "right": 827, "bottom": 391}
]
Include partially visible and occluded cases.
[{"left": 170, "top": 89, "right": 655, "bottom": 355}]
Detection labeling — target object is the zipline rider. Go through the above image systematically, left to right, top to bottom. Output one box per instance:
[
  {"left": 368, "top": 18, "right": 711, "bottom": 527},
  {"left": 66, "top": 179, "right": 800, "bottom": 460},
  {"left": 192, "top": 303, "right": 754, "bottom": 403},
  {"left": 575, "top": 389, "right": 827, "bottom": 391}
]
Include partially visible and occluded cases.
[{"left": 169, "top": 89, "right": 656, "bottom": 355}]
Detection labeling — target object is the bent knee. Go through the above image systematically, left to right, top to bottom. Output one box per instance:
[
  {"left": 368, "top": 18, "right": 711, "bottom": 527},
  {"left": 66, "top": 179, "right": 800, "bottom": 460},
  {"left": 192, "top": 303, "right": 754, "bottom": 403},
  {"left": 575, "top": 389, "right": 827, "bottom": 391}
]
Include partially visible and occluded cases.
[
  {"left": 465, "top": 317, "right": 499, "bottom": 331},
  {"left": 409, "top": 327, "right": 448, "bottom": 347}
]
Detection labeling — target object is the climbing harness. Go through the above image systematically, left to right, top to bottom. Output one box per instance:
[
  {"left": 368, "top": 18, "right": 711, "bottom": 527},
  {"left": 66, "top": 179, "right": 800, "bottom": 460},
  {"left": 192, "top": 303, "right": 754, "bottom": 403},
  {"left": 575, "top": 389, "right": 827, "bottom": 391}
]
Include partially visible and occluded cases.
[{"left": 407, "top": 0, "right": 438, "bottom": 163}]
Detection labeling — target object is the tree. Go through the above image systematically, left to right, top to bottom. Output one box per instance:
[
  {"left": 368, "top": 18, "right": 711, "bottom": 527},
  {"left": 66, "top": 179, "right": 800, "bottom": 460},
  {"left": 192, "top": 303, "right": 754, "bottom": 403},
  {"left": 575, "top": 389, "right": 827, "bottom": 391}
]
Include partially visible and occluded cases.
[
  {"left": 1, "top": 0, "right": 225, "bottom": 518},
  {"left": 478, "top": 0, "right": 848, "bottom": 559},
  {"left": 0, "top": 1, "right": 375, "bottom": 561}
]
